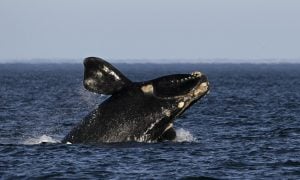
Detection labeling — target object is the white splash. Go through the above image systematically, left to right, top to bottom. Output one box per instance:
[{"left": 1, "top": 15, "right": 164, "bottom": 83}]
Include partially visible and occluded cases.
[
  {"left": 174, "top": 128, "right": 197, "bottom": 142},
  {"left": 23, "top": 135, "right": 60, "bottom": 145}
]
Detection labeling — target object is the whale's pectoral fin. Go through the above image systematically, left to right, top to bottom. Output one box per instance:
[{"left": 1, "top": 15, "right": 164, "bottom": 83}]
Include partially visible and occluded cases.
[{"left": 83, "top": 57, "right": 132, "bottom": 95}]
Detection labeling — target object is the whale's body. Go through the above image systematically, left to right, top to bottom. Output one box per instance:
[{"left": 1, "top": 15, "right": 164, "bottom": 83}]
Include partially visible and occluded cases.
[{"left": 62, "top": 57, "right": 209, "bottom": 143}]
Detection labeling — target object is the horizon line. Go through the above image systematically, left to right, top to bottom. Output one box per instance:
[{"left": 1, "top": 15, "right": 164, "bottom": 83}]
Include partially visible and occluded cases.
[{"left": 0, "top": 58, "right": 300, "bottom": 64}]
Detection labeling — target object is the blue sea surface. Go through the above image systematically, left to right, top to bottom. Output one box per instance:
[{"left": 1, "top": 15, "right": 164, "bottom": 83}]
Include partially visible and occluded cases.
[{"left": 0, "top": 63, "right": 300, "bottom": 179}]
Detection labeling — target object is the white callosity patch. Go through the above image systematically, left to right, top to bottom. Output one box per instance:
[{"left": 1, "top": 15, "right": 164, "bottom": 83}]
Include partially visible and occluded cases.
[
  {"left": 102, "top": 65, "right": 120, "bottom": 80},
  {"left": 103, "top": 65, "right": 109, "bottom": 72},
  {"left": 96, "top": 71, "right": 103, "bottom": 78},
  {"left": 172, "top": 71, "right": 202, "bottom": 84},
  {"left": 191, "top": 71, "right": 202, "bottom": 77},
  {"left": 85, "top": 78, "right": 95, "bottom": 86},
  {"left": 194, "top": 82, "right": 208, "bottom": 96},
  {"left": 200, "top": 82, "right": 208, "bottom": 87},
  {"left": 141, "top": 84, "right": 153, "bottom": 94},
  {"left": 178, "top": 101, "right": 185, "bottom": 108},
  {"left": 163, "top": 109, "right": 171, "bottom": 117}
]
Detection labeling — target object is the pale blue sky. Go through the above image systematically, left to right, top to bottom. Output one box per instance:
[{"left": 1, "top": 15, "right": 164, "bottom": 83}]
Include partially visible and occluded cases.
[{"left": 0, "top": 0, "right": 300, "bottom": 63}]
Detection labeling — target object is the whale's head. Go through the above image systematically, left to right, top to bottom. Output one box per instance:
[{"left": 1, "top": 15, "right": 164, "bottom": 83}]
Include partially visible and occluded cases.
[
  {"left": 142, "top": 71, "right": 209, "bottom": 112},
  {"left": 139, "top": 72, "right": 210, "bottom": 141},
  {"left": 152, "top": 72, "right": 209, "bottom": 101}
]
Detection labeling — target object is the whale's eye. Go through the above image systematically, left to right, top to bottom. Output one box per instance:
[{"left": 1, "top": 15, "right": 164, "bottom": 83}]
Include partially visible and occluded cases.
[{"left": 152, "top": 74, "right": 200, "bottom": 98}]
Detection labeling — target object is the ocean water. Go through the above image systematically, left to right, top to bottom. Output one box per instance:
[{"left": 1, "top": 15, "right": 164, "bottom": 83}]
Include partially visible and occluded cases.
[{"left": 0, "top": 63, "right": 299, "bottom": 179}]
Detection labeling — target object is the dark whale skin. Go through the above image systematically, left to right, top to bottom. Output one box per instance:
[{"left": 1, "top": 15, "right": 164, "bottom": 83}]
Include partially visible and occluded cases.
[
  {"left": 62, "top": 57, "right": 210, "bottom": 144},
  {"left": 62, "top": 85, "right": 180, "bottom": 143}
]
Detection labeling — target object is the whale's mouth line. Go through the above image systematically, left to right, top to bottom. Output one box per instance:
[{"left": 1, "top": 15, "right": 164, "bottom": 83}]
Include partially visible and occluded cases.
[
  {"left": 152, "top": 71, "right": 209, "bottom": 100},
  {"left": 168, "top": 71, "right": 202, "bottom": 84}
]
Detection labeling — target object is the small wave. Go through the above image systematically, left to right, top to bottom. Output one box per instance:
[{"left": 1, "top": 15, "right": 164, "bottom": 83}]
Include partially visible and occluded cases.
[
  {"left": 174, "top": 128, "right": 197, "bottom": 142},
  {"left": 21, "top": 130, "right": 196, "bottom": 144},
  {"left": 23, "top": 135, "right": 60, "bottom": 145}
]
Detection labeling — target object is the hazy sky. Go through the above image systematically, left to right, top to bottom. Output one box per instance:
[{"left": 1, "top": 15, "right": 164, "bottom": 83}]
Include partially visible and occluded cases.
[{"left": 0, "top": 0, "right": 300, "bottom": 63}]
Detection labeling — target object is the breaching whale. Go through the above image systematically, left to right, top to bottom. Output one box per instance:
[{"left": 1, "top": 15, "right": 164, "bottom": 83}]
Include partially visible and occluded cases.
[{"left": 62, "top": 57, "right": 210, "bottom": 143}]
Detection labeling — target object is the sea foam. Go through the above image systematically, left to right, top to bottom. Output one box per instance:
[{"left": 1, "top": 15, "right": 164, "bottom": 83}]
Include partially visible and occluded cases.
[
  {"left": 174, "top": 128, "right": 197, "bottom": 142},
  {"left": 23, "top": 135, "right": 60, "bottom": 145}
]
